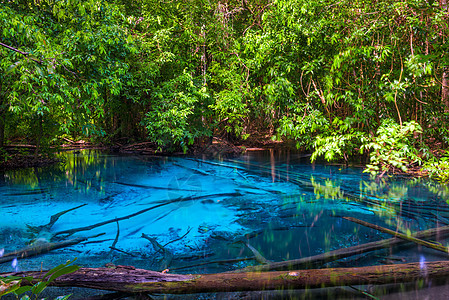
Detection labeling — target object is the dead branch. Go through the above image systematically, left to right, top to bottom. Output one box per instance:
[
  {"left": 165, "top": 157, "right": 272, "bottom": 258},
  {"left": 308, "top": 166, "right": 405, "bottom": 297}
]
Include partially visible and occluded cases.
[
  {"left": 52, "top": 200, "right": 177, "bottom": 237},
  {"left": 343, "top": 216, "right": 449, "bottom": 254},
  {"left": 109, "top": 221, "right": 120, "bottom": 255},
  {"left": 233, "top": 223, "right": 449, "bottom": 272},
  {"left": 161, "top": 227, "right": 192, "bottom": 249},
  {"left": 0, "top": 233, "right": 104, "bottom": 264},
  {"left": 141, "top": 233, "right": 173, "bottom": 270},
  {"left": 109, "top": 247, "right": 137, "bottom": 257}
]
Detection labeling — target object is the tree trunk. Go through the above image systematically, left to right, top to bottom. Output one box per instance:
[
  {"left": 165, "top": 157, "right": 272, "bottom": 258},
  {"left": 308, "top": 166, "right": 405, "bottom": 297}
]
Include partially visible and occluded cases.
[
  {"left": 441, "top": 0, "right": 449, "bottom": 112},
  {"left": 443, "top": 66, "right": 449, "bottom": 112},
  {"left": 0, "top": 81, "right": 5, "bottom": 148},
  {"left": 0, "top": 110, "right": 5, "bottom": 148},
  {"left": 3, "top": 262, "right": 449, "bottom": 294}
]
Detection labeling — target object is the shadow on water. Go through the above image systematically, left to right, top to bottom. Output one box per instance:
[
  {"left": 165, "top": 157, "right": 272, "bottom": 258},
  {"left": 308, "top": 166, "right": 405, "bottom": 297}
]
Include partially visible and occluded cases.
[{"left": 2, "top": 149, "right": 449, "bottom": 298}]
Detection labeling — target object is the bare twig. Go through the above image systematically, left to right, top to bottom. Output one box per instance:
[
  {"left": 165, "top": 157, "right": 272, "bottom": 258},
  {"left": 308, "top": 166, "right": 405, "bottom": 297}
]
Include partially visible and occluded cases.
[{"left": 109, "top": 247, "right": 137, "bottom": 257}]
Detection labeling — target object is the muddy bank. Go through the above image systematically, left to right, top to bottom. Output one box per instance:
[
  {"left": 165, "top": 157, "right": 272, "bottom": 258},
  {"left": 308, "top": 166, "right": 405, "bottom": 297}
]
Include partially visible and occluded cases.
[{"left": 0, "top": 135, "right": 292, "bottom": 171}]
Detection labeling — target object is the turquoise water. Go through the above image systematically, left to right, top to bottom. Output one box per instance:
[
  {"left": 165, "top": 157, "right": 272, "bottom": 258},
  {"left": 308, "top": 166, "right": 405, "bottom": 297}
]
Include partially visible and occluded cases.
[{"left": 1, "top": 149, "right": 449, "bottom": 275}]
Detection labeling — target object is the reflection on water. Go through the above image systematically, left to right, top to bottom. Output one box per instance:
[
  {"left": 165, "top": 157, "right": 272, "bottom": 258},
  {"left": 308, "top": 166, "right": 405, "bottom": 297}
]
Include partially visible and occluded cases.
[{"left": 1, "top": 149, "right": 449, "bottom": 295}]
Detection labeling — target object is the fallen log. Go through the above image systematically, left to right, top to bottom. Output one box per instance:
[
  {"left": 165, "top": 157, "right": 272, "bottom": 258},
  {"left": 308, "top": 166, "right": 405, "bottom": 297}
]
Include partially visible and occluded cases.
[
  {"left": 343, "top": 216, "right": 449, "bottom": 254},
  {"left": 233, "top": 223, "right": 449, "bottom": 272},
  {"left": 0, "top": 233, "right": 104, "bottom": 264},
  {"left": 3, "top": 261, "right": 449, "bottom": 294}
]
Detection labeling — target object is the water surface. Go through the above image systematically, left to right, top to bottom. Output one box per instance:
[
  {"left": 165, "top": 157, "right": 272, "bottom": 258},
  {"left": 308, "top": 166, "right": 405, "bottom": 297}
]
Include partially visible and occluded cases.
[{"left": 1, "top": 149, "right": 448, "bottom": 278}]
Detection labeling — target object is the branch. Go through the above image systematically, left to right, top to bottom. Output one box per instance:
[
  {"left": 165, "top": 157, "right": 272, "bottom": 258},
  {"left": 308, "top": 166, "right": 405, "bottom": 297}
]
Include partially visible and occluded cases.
[
  {"left": 0, "top": 42, "right": 41, "bottom": 64},
  {"left": 343, "top": 216, "right": 449, "bottom": 254},
  {"left": 233, "top": 222, "right": 449, "bottom": 272},
  {"left": 0, "top": 233, "right": 104, "bottom": 264}
]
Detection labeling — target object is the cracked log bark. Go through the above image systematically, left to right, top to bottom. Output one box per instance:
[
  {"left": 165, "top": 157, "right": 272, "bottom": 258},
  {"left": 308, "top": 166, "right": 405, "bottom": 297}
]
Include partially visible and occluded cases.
[{"left": 3, "top": 262, "right": 449, "bottom": 294}]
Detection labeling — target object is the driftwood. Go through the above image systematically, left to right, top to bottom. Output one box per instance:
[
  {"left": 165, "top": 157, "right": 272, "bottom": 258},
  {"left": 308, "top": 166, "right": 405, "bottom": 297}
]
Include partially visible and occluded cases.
[
  {"left": 343, "top": 216, "right": 449, "bottom": 254},
  {"left": 233, "top": 223, "right": 449, "bottom": 272},
  {"left": 0, "top": 234, "right": 104, "bottom": 264},
  {"left": 3, "top": 262, "right": 449, "bottom": 294}
]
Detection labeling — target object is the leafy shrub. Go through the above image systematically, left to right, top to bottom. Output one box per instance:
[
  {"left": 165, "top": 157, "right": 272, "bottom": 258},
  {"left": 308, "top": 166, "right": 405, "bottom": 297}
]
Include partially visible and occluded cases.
[
  {"left": 143, "top": 72, "right": 212, "bottom": 152},
  {"left": 275, "top": 103, "right": 329, "bottom": 150},
  {"left": 310, "top": 117, "right": 367, "bottom": 163},
  {"left": 362, "top": 119, "right": 422, "bottom": 176},
  {"left": 423, "top": 151, "right": 449, "bottom": 183},
  {"left": 0, "top": 259, "right": 78, "bottom": 299}
]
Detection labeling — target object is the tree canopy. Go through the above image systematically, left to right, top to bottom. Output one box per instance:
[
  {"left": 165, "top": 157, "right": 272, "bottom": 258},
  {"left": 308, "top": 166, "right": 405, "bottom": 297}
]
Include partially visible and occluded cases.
[{"left": 1, "top": 0, "right": 449, "bottom": 175}]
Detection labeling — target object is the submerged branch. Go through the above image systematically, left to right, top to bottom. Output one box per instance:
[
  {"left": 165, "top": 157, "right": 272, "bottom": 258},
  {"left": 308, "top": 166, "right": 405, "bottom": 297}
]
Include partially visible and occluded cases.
[
  {"left": 52, "top": 200, "right": 177, "bottom": 237},
  {"left": 27, "top": 204, "right": 87, "bottom": 235},
  {"left": 343, "top": 216, "right": 449, "bottom": 254},
  {"left": 109, "top": 221, "right": 120, "bottom": 256},
  {"left": 233, "top": 223, "right": 449, "bottom": 272},
  {"left": 0, "top": 233, "right": 104, "bottom": 264},
  {"left": 141, "top": 233, "right": 173, "bottom": 270}
]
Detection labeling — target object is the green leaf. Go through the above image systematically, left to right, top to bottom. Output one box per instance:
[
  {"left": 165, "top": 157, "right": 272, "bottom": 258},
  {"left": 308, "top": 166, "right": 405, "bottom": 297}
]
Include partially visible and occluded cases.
[
  {"left": 6, "top": 60, "right": 23, "bottom": 74},
  {"left": 44, "top": 258, "right": 77, "bottom": 280},
  {"left": 47, "top": 265, "right": 80, "bottom": 284},
  {"left": 0, "top": 279, "right": 21, "bottom": 296},
  {"left": 31, "top": 281, "right": 48, "bottom": 295},
  {"left": 13, "top": 285, "right": 33, "bottom": 296}
]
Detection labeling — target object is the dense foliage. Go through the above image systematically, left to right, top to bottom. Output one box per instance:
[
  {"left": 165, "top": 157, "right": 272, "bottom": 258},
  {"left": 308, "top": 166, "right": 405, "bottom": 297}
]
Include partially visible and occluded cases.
[{"left": 1, "top": 0, "right": 448, "bottom": 175}]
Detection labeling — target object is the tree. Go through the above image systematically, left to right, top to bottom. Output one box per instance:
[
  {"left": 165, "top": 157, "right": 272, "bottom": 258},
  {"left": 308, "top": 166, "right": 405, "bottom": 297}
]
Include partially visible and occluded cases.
[{"left": 0, "top": 0, "right": 136, "bottom": 149}]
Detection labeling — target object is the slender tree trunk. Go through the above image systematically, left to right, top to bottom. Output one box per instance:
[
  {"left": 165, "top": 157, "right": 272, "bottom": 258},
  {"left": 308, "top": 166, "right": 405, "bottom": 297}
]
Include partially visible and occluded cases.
[
  {"left": 441, "top": 0, "right": 449, "bottom": 112},
  {"left": 443, "top": 67, "right": 449, "bottom": 112},
  {"left": 0, "top": 82, "right": 5, "bottom": 147},
  {"left": 0, "top": 110, "right": 5, "bottom": 148},
  {"left": 34, "top": 116, "right": 43, "bottom": 158}
]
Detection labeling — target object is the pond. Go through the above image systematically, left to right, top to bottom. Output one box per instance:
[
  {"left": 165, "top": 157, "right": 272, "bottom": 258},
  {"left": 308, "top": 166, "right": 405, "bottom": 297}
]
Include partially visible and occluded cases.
[{"left": 1, "top": 149, "right": 449, "bottom": 298}]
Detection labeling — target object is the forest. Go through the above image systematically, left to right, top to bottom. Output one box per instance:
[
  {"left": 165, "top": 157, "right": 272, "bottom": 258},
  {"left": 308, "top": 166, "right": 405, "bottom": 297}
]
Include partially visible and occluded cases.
[
  {"left": 1, "top": 0, "right": 449, "bottom": 178},
  {"left": 3, "top": 1, "right": 449, "bottom": 299}
]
